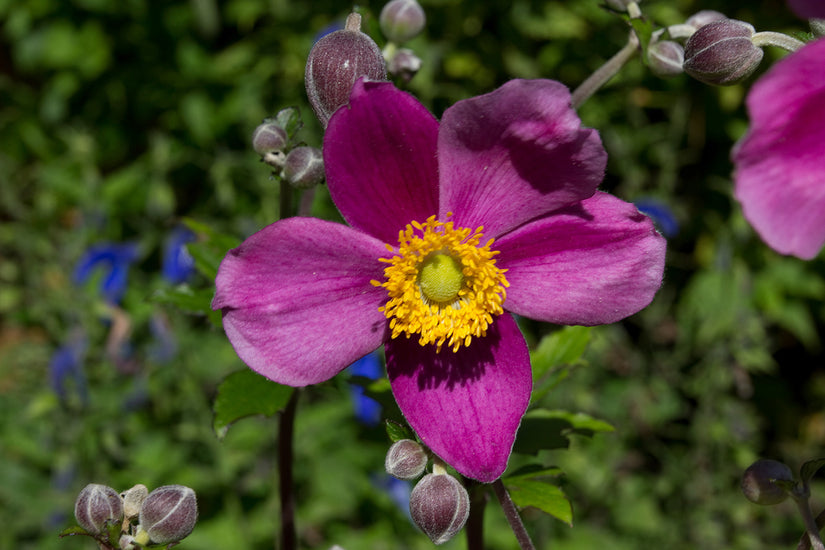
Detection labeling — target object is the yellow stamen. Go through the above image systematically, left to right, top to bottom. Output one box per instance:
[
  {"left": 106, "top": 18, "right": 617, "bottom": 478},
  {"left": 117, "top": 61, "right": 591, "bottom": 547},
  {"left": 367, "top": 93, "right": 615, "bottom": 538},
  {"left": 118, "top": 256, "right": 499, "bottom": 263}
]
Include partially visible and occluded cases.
[{"left": 371, "top": 214, "right": 509, "bottom": 352}]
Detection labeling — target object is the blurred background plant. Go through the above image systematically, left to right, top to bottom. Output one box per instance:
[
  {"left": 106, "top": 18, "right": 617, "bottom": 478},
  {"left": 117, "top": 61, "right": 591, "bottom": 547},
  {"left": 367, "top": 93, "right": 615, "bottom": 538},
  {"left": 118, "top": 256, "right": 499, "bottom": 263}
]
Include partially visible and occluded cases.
[{"left": 1, "top": 0, "right": 823, "bottom": 548}]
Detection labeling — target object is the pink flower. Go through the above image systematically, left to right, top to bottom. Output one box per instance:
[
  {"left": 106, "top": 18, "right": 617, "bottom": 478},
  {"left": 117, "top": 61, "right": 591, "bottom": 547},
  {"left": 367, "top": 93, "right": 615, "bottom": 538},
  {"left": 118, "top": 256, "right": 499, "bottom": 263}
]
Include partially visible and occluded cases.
[
  {"left": 787, "top": 0, "right": 825, "bottom": 19},
  {"left": 733, "top": 38, "right": 825, "bottom": 259},
  {"left": 212, "top": 79, "right": 666, "bottom": 482}
]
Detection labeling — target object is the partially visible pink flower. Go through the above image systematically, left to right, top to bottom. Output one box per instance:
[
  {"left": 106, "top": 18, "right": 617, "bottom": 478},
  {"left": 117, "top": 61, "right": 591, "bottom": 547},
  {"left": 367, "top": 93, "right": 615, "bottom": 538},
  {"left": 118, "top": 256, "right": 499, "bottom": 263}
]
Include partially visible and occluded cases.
[
  {"left": 787, "top": 0, "right": 825, "bottom": 19},
  {"left": 732, "top": 38, "right": 825, "bottom": 259},
  {"left": 213, "top": 79, "right": 666, "bottom": 482}
]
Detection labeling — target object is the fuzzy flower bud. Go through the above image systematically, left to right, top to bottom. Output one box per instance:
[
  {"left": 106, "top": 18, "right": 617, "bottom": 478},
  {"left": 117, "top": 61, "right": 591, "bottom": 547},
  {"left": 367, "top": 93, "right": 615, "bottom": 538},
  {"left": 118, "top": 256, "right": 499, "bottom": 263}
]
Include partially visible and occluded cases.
[
  {"left": 380, "top": 0, "right": 426, "bottom": 44},
  {"left": 685, "top": 10, "right": 727, "bottom": 30},
  {"left": 305, "top": 13, "right": 387, "bottom": 128},
  {"left": 683, "top": 19, "right": 763, "bottom": 86},
  {"left": 647, "top": 40, "right": 685, "bottom": 77},
  {"left": 387, "top": 48, "right": 422, "bottom": 82},
  {"left": 252, "top": 122, "right": 288, "bottom": 156},
  {"left": 283, "top": 146, "right": 325, "bottom": 188},
  {"left": 385, "top": 439, "right": 428, "bottom": 480},
  {"left": 741, "top": 459, "right": 794, "bottom": 505},
  {"left": 409, "top": 473, "right": 470, "bottom": 545},
  {"left": 74, "top": 483, "right": 124, "bottom": 535},
  {"left": 120, "top": 484, "right": 148, "bottom": 520},
  {"left": 138, "top": 485, "right": 198, "bottom": 544}
]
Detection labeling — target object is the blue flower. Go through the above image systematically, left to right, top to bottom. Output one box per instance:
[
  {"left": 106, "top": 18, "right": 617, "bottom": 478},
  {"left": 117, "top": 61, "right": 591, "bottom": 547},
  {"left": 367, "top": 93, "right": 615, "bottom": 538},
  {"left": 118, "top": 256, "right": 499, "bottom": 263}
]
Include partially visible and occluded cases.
[
  {"left": 635, "top": 198, "right": 679, "bottom": 238},
  {"left": 162, "top": 227, "right": 196, "bottom": 285},
  {"left": 73, "top": 243, "right": 140, "bottom": 304},
  {"left": 49, "top": 330, "right": 88, "bottom": 405},
  {"left": 347, "top": 352, "right": 383, "bottom": 426}
]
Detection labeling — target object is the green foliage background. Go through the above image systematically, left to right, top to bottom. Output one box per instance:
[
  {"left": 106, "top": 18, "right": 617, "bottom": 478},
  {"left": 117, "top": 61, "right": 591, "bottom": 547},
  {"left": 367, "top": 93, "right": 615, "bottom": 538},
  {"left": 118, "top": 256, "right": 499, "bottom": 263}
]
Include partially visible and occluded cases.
[{"left": 1, "top": 0, "right": 824, "bottom": 549}]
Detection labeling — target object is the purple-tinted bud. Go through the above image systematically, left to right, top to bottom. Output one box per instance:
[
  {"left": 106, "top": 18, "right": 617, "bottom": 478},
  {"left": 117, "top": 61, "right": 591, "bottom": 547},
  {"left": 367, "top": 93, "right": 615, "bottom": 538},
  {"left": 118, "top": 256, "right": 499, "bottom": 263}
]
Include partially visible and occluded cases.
[
  {"left": 380, "top": 0, "right": 426, "bottom": 44},
  {"left": 685, "top": 10, "right": 727, "bottom": 30},
  {"left": 305, "top": 13, "right": 387, "bottom": 128},
  {"left": 683, "top": 19, "right": 763, "bottom": 86},
  {"left": 647, "top": 40, "right": 685, "bottom": 77},
  {"left": 387, "top": 48, "right": 422, "bottom": 82},
  {"left": 252, "top": 122, "right": 287, "bottom": 156},
  {"left": 283, "top": 146, "right": 325, "bottom": 188},
  {"left": 385, "top": 439, "right": 428, "bottom": 480},
  {"left": 741, "top": 459, "right": 794, "bottom": 505},
  {"left": 409, "top": 473, "right": 470, "bottom": 545},
  {"left": 74, "top": 483, "right": 123, "bottom": 535},
  {"left": 138, "top": 485, "right": 198, "bottom": 544}
]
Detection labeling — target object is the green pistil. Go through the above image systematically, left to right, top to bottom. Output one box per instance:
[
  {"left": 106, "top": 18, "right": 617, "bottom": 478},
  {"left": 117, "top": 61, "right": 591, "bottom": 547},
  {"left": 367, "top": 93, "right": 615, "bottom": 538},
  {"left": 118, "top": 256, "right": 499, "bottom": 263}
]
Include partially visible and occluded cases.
[{"left": 418, "top": 253, "right": 464, "bottom": 304}]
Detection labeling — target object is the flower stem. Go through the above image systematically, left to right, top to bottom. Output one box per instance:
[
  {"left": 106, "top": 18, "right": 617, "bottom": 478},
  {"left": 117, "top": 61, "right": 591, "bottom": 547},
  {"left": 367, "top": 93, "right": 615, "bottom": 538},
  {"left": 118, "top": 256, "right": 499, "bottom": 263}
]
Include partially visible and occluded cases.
[
  {"left": 751, "top": 31, "right": 806, "bottom": 52},
  {"left": 571, "top": 33, "right": 639, "bottom": 109},
  {"left": 279, "top": 179, "right": 293, "bottom": 220},
  {"left": 278, "top": 390, "right": 300, "bottom": 550},
  {"left": 465, "top": 479, "right": 487, "bottom": 550},
  {"left": 492, "top": 479, "right": 536, "bottom": 550},
  {"left": 796, "top": 496, "right": 825, "bottom": 550},
  {"left": 798, "top": 508, "right": 825, "bottom": 550}
]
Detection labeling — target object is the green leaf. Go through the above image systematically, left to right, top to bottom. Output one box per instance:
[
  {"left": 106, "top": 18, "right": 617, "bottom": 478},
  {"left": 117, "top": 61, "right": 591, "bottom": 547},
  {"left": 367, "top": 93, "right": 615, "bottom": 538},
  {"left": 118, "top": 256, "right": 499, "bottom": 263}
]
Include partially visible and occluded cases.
[
  {"left": 272, "top": 107, "right": 303, "bottom": 144},
  {"left": 181, "top": 218, "right": 241, "bottom": 281},
  {"left": 151, "top": 285, "right": 221, "bottom": 325},
  {"left": 530, "top": 326, "right": 591, "bottom": 403},
  {"left": 213, "top": 369, "right": 294, "bottom": 439},
  {"left": 513, "top": 409, "right": 614, "bottom": 455},
  {"left": 385, "top": 419, "right": 415, "bottom": 443},
  {"left": 800, "top": 457, "right": 825, "bottom": 488},
  {"left": 504, "top": 465, "right": 572, "bottom": 526},
  {"left": 58, "top": 525, "right": 93, "bottom": 539}
]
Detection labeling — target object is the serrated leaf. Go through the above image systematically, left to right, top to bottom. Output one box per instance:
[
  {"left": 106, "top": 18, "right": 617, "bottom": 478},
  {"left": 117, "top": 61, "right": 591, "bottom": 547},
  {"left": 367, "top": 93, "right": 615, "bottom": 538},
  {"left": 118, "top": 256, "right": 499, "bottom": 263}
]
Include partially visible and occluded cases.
[
  {"left": 273, "top": 107, "right": 303, "bottom": 143},
  {"left": 181, "top": 218, "right": 241, "bottom": 281},
  {"left": 152, "top": 285, "right": 221, "bottom": 325},
  {"left": 530, "top": 326, "right": 591, "bottom": 403},
  {"left": 213, "top": 369, "right": 294, "bottom": 439},
  {"left": 513, "top": 409, "right": 614, "bottom": 455},
  {"left": 385, "top": 419, "right": 414, "bottom": 443},
  {"left": 801, "top": 457, "right": 825, "bottom": 487},
  {"left": 504, "top": 466, "right": 572, "bottom": 526}
]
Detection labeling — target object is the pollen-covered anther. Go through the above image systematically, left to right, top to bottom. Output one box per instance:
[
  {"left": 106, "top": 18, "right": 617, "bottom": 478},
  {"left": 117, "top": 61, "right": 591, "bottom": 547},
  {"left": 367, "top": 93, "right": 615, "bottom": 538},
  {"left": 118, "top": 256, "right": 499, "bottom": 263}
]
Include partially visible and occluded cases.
[{"left": 372, "top": 215, "right": 509, "bottom": 352}]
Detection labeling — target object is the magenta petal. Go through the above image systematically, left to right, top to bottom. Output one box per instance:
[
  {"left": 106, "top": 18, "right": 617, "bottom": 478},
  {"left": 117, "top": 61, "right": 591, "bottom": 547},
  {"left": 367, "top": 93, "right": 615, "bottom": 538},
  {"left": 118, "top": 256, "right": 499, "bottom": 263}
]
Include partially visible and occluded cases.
[
  {"left": 787, "top": 0, "right": 825, "bottom": 18},
  {"left": 733, "top": 38, "right": 825, "bottom": 259},
  {"left": 324, "top": 79, "right": 439, "bottom": 243},
  {"left": 438, "top": 79, "right": 606, "bottom": 238},
  {"left": 495, "top": 192, "right": 666, "bottom": 325},
  {"left": 212, "top": 218, "right": 389, "bottom": 386},
  {"left": 386, "top": 314, "right": 531, "bottom": 483}
]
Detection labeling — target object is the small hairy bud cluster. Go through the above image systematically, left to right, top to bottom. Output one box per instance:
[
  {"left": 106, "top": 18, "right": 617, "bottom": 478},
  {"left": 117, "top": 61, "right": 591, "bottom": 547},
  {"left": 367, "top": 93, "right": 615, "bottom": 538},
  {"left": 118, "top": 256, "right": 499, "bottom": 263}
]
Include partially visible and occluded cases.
[
  {"left": 305, "top": 13, "right": 387, "bottom": 128},
  {"left": 683, "top": 19, "right": 763, "bottom": 85},
  {"left": 647, "top": 40, "right": 685, "bottom": 77},
  {"left": 283, "top": 146, "right": 325, "bottom": 189},
  {"left": 385, "top": 439, "right": 428, "bottom": 480},
  {"left": 741, "top": 459, "right": 795, "bottom": 505},
  {"left": 409, "top": 473, "right": 470, "bottom": 545},
  {"left": 71, "top": 482, "right": 198, "bottom": 548},
  {"left": 74, "top": 484, "right": 123, "bottom": 536}
]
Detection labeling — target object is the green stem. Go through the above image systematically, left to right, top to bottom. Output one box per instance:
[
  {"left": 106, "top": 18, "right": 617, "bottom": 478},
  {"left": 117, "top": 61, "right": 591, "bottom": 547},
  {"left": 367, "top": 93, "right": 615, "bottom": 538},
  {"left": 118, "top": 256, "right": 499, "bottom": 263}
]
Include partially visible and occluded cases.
[
  {"left": 751, "top": 31, "right": 806, "bottom": 52},
  {"left": 571, "top": 33, "right": 639, "bottom": 109},
  {"left": 279, "top": 179, "right": 293, "bottom": 220},
  {"left": 278, "top": 390, "right": 300, "bottom": 550},
  {"left": 465, "top": 479, "right": 487, "bottom": 550},
  {"left": 492, "top": 479, "right": 536, "bottom": 550},
  {"left": 798, "top": 508, "right": 825, "bottom": 550}
]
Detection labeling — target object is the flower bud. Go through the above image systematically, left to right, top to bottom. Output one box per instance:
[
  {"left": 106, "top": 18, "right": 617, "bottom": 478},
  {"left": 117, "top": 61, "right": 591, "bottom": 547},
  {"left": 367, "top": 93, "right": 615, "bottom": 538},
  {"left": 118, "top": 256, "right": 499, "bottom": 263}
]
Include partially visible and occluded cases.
[
  {"left": 380, "top": 0, "right": 426, "bottom": 44},
  {"left": 685, "top": 10, "right": 727, "bottom": 30},
  {"left": 305, "top": 13, "right": 387, "bottom": 128},
  {"left": 683, "top": 19, "right": 763, "bottom": 86},
  {"left": 811, "top": 19, "right": 825, "bottom": 37},
  {"left": 647, "top": 40, "right": 685, "bottom": 77},
  {"left": 387, "top": 48, "right": 422, "bottom": 82},
  {"left": 252, "top": 122, "right": 288, "bottom": 156},
  {"left": 283, "top": 146, "right": 325, "bottom": 188},
  {"left": 385, "top": 439, "right": 428, "bottom": 480},
  {"left": 741, "top": 459, "right": 794, "bottom": 505},
  {"left": 409, "top": 473, "right": 469, "bottom": 545},
  {"left": 74, "top": 483, "right": 124, "bottom": 535},
  {"left": 120, "top": 484, "right": 148, "bottom": 520},
  {"left": 138, "top": 485, "right": 198, "bottom": 544}
]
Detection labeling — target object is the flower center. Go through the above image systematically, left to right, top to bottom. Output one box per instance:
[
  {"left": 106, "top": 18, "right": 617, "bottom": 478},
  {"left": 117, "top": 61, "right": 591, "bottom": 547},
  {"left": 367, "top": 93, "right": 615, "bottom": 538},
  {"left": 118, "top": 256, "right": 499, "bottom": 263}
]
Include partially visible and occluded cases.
[{"left": 372, "top": 214, "right": 509, "bottom": 352}]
